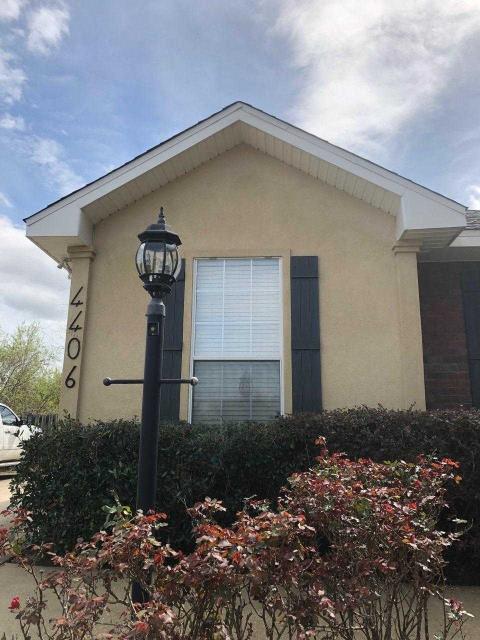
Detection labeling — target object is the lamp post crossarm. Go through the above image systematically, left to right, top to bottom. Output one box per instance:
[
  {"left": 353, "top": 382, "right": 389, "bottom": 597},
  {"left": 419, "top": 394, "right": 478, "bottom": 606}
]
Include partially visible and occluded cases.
[{"left": 103, "top": 377, "right": 198, "bottom": 386}]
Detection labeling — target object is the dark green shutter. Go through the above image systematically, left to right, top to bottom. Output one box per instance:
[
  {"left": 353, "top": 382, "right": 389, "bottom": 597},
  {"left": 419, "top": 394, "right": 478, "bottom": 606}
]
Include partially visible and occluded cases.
[
  {"left": 290, "top": 256, "right": 322, "bottom": 413},
  {"left": 160, "top": 260, "right": 185, "bottom": 421},
  {"left": 461, "top": 264, "right": 480, "bottom": 407}
]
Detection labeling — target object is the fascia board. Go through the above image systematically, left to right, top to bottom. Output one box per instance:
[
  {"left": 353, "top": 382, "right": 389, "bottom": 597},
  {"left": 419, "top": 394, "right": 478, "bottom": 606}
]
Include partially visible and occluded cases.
[
  {"left": 25, "top": 102, "right": 466, "bottom": 245},
  {"left": 25, "top": 103, "right": 245, "bottom": 227},
  {"left": 239, "top": 106, "right": 466, "bottom": 216},
  {"left": 395, "top": 190, "right": 466, "bottom": 243},
  {"left": 401, "top": 191, "right": 466, "bottom": 228},
  {"left": 26, "top": 206, "right": 93, "bottom": 247}
]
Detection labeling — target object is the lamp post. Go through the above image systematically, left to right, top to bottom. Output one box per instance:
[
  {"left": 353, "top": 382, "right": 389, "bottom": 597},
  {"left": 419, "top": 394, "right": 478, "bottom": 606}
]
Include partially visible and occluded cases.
[
  {"left": 103, "top": 207, "right": 197, "bottom": 603},
  {"left": 134, "top": 207, "right": 182, "bottom": 514}
]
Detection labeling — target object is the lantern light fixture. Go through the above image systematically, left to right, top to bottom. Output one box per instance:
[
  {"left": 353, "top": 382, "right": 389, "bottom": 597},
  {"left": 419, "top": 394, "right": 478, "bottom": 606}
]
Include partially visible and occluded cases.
[{"left": 135, "top": 207, "right": 182, "bottom": 297}]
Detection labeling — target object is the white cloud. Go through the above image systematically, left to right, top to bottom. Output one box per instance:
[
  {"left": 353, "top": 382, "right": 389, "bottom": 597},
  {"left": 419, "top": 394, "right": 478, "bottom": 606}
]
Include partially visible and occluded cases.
[
  {"left": 0, "top": 0, "right": 26, "bottom": 22},
  {"left": 272, "top": 0, "right": 480, "bottom": 156},
  {"left": 26, "top": 4, "right": 69, "bottom": 55},
  {"left": 0, "top": 48, "right": 26, "bottom": 104},
  {"left": 0, "top": 112, "right": 25, "bottom": 130},
  {"left": 30, "top": 136, "right": 83, "bottom": 195},
  {"left": 468, "top": 186, "right": 480, "bottom": 210},
  {"left": 0, "top": 191, "right": 12, "bottom": 208},
  {"left": 0, "top": 215, "right": 69, "bottom": 357}
]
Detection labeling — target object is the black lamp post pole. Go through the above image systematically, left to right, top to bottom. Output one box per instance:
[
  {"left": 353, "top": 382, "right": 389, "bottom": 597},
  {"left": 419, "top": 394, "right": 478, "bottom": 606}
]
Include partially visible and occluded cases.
[
  {"left": 103, "top": 208, "right": 198, "bottom": 605},
  {"left": 136, "top": 296, "right": 165, "bottom": 513},
  {"left": 131, "top": 297, "right": 165, "bottom": 605}
]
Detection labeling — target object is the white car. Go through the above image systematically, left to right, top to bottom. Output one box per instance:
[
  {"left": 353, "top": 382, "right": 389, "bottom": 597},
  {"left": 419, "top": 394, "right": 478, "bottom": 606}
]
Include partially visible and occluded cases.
[{"left": 0, "top": 403, "right": 34, "bottom": 466}]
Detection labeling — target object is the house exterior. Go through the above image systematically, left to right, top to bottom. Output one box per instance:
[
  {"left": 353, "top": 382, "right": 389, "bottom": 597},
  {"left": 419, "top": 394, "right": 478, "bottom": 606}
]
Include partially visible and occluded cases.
[{"left": 24, "top": 103, "right": 480, "bottom": 424}]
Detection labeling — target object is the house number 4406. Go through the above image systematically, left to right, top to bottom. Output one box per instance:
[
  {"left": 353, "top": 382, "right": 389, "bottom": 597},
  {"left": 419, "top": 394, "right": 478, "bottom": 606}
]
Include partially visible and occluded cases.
[{"left": 65, "top": 287, "right": 84, "bottom": 389}]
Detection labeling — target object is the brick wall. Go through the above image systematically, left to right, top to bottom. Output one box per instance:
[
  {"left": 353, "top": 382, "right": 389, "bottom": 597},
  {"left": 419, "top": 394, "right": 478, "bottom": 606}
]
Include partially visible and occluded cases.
[{"left": 418, "top": 262, "right": 472, "bottom": 409}]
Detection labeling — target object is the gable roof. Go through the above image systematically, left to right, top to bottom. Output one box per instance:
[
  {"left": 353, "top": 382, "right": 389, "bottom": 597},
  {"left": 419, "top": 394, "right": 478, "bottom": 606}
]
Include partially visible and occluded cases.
[{"left": 25, "top": 101, "right": 467, "bottom": 263}]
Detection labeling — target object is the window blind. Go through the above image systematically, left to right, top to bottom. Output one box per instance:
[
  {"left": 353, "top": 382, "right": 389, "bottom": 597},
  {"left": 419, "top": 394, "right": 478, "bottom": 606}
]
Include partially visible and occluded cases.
[
  {"left": 192, "top": 258, "right": 282, "bottom": 424},
  {"left": 194, "top": 258, "right": 281, "bottom": 359},
  {"left": 192, "top": 361, "right": 280, "bottom": 424}
]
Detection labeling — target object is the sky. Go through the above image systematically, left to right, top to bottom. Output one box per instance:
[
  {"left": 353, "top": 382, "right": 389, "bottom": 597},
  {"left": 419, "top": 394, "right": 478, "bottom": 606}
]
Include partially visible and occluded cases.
[{"left": 0, "top": 0, "right": 480, "bottom": 362}]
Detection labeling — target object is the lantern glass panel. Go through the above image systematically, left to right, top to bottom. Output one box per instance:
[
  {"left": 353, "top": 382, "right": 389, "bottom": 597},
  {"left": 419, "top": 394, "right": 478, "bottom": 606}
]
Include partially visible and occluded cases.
[
  {"left": 136, "top": 241, "right": 180, "bottom": 280},
  {"left": 144, "top": 242, "right": 165, "bottom": 276},
  {"left": 135, "top": 243, "right": 146, "bottom": 276},
  {"left": 169, "top": 244, "right": 181, "bottom": 277}
]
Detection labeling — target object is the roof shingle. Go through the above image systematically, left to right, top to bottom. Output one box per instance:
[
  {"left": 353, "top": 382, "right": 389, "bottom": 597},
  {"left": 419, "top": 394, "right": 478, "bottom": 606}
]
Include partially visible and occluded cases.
[{"left": 466, "top": 210, "right": 480, "bottom": 229}]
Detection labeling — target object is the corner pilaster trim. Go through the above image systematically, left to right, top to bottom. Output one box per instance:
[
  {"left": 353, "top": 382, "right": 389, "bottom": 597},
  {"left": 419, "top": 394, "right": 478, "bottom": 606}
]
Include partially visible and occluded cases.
[
  {"left": 392, "top": 241, "right": 422, "bottom": 255},
  {"left": 67, "top": 245, "right": 96, "bottom": 260}
]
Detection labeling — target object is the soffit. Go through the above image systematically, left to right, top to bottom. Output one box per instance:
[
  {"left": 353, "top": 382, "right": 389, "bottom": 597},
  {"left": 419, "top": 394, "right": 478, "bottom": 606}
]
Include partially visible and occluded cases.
[
  {"left": 24, "top": 102, "right": 467, "bottom": 261},
  {"left": 82, "top": 121, "right": 400, "bottom": 224}
]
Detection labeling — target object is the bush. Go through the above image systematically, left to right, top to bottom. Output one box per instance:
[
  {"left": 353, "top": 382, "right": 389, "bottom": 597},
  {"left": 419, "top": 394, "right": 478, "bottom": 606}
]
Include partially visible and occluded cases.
[
  {"left": 10, "top": 407, "right": 480, "bottom": 584},
  {"left": 1, "top": 446, "right": 470, "bottom": 639}
]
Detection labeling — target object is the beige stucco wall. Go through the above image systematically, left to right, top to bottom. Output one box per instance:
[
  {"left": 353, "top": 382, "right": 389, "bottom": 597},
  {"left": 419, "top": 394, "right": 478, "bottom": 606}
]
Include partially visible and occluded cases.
[{"left": 63, "top": 144, "right": 425, "bottom": 423}]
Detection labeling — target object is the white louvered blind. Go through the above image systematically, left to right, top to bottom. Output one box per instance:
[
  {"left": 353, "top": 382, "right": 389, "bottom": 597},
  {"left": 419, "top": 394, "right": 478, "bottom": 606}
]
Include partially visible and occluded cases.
[
  {"left": 192, "top": 258, "right": 282, "bottom": 424},
  {"left": 192, "top": 361, "right": 281, "bottom": 424}
]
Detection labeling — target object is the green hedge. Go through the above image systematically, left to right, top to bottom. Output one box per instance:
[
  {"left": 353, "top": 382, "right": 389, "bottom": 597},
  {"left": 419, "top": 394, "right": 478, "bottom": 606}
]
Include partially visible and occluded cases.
[{"left": 10, "top": 407, "right": 480, "bottom": 584}]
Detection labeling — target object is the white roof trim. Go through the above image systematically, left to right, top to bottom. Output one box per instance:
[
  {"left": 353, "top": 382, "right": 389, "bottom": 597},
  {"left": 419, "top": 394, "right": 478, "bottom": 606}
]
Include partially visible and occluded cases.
[
  {"left": 25, "top": 101, "right": 467, "bottom": 260},
  {"left": 26, "top": 104, "right": 246, "bottom": 225}
]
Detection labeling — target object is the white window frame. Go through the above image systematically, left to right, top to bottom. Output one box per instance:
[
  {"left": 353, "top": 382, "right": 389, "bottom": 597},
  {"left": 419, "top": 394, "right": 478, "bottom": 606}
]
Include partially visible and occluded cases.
[{"left": 189, "top": 256, "right": 284, "bottom": 423}]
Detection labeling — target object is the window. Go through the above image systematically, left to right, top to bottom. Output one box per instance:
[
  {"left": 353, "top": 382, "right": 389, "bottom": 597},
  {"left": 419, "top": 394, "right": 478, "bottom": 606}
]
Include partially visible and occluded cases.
[
  {"left": 191, "top": 258, "right": 282, "bottom": 424},
  {"left": 0, "top": 406, "right": 18, "bottom": 426}
]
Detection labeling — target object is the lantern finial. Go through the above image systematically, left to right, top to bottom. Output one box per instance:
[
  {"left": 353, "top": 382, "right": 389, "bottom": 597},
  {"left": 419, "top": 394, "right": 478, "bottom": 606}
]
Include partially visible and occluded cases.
[{"left": 158, "top": 207, "right": 166, "bottom": 229}]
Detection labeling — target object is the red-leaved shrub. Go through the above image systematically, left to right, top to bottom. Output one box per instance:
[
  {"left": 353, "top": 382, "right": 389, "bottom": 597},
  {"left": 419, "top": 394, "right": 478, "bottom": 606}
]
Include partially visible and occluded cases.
[{"left": 0, "top": 438, "right": 471, "bottom": 639}]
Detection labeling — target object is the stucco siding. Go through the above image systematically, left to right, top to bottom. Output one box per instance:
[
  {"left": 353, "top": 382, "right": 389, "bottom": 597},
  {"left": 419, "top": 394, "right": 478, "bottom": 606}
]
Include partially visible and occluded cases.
[{"left": 72, "top": 144, "right": 416, "bottom": 423}]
